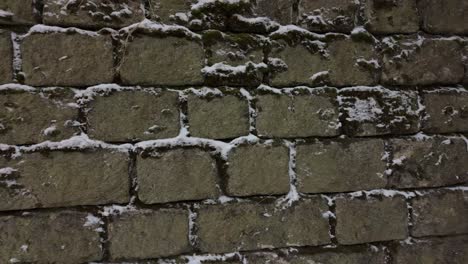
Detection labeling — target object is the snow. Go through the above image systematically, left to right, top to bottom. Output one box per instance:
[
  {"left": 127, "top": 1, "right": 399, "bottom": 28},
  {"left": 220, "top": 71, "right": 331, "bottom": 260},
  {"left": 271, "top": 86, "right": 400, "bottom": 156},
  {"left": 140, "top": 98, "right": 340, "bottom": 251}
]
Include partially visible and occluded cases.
[
  {"left": 191, "top": 0, "right": 249, "bottom": 10},
  {"left": 0, "top": 10, "right": 13, "bottom": 18},
  {"left": 232, "top": 14, "right": 279, "bottom": 31},
  {"left": 120, "top": 19, "right": 200, "bottom": 39},
  {"left": 20, "top": 24, "right": 101, "bottom": 38},
  {"left": 270, "top": 25, "right": 325, "bottom": 40},
  {"left": 201, "top": 62, "right": 267, "bottom": 78},
  {"left": 309, "top": 71, "right": 329, "bottom": 82},
  {"left": 0, "top": 84, "right": 36, "bottom": 92},
  {"left": 276, "top": 140, "right": 301, "bottom": 208},
  {"left": 0, "top": 167, "right": 17, "bottom": 175},
  {"left": 99, "top": 204, "right": 136, "bottom": 216},
  {"left": 83, "top": 213, "right": 103, "bottom": 229},
  {"left": 184, "top": 252, "right": 242, "bottom": 264}
]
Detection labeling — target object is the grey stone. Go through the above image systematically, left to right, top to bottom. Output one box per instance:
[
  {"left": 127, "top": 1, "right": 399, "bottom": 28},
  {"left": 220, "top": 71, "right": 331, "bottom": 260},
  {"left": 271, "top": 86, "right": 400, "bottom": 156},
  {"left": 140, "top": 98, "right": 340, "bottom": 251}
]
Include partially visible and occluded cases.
[
  {"left": 0, "top": 0, "right": 38, "bottom": 25},
  {"left": 148, "top": 0, "right": 192, "bottom": 24},
  {"left": 253, "top": 0, "right": 294, "bottom": 25},
  {"left": 298, "top": 0, "right": 358, "bottom": 33},
  {"left": 364, "top": 0, "right": 419, "bottom": 33},
  {"left": 419, "top": 0, "right": 468, "bottom": 34},
  {"left": 0, "top": 30, "right": 13, "bottom": 84},
  {"left": 21, "top": 32, "right": 114, "bottom": 86},
  {"left": 0, "top": 88, "right": 79, "bottom": 145},
  {"left": 256, "top": 89, "right": 340, "bottom": 138},
  {"left": 87, "top": 90, "right": 180, "bottom": 142},
  {"left": 422, "top": 90, "right": 468, "bottom": 133},
  {"left": 389, "top": 137, "right": 468, "bottom": 189},
  {"left": 296, "top": 139, "right": 387, "bottom": 193},
  {"left": 226, "top": 143, "right": 290, "bottom": 197},
  {"left": 137, "top": 148, "right": 218, "bottom": 204},
  {"left": 0, "top": 150, "right": 130, "bottom": 211},
  {"left": 411, "top": 190, "right": 468, "bottom": 237},
  {"left": 335, "top": 196, "right": 408, "bottom": 244},
  {"left": 197, "top": 198, "right": 331, "bottom": 253},
  {"left": 108, "top": 209, "right": 190, "bottom": 260},
  {"left": 0, "top": 211, "right": 102, "bottom": 263}
]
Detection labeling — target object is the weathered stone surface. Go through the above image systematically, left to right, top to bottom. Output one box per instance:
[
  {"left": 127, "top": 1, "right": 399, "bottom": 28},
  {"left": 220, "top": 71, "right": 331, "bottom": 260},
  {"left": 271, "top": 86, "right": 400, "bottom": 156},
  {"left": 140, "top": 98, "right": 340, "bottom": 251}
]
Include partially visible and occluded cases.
[
  {"left": 0, "top": 0, "right": 38, "bottom": 25},
  {"left": 43, "top": 0, "right": 145, "bottom": 29},
  {"left": 148, "top": 0, "right": 192, "bottom": 24},
  {"left": 253, "top": 0, "right": 294, "bottom": 25},
  {"left": 298, "top": 0, "right": 358, "bottom": 33},
  {"left": 364, "top": 0, "right": 419, "bottom": 33},
  {"left": 418, "top": 0, "right": 468, "bottom": 34},
  {"left": 0, "top": 30, "right": 13, "bottom": 84},
  {"left": 22, "top": 31, "right": 114, "bottom": 86},
  {"left": 120, "top": 36, "right": 204, "bottom": 86},
  {"left": 270, "top": 36, "right": 378, "bottom": 87},
  {"left": 382, "top": 37, "right": 464, "bottom": 85},
  {"left": 339, "top": 87, "right": 420, "bottom": 136},
  {"left": 0, "top": 88, "right": 79, "bottom": 145},
  {"left": 256, "top": 88, "right": 340, "bottom": 138},
  {"left": 87, "top": 89, "right": 179, "bottom": 142},
  {"left": 422, "top": 89, "right": 468, "bottom": 133},
  {"left": 187, "top": 93, "right": 249, "bottom": 139},
  {"left": 389, "top": 137, "right": 468, "bottom": 189},
  {"left": 296, "top": 139, "right": 387, "bottom": 193},
  {"left": 226, "top": 143, "right": 290, "bottom": 197},
  {"left": 137, "top": 148, "right": 218, "bottom": 204},
  {"left": 0, "top": 150, "right": 130, "bottom": 211},
  {"left": 411, "top": 190, "right": 468, "bottom": 237},
  {"left": 335, "top": 196, "right": 408, "bottom": 244},
  {"left": 197, "top": 198, "right": 331, "bottom": 253},
  {"left": 108, "top": 209, "right": 190, "bottom": 260},
  {"left": 0, "top": 211, "right": 102, "bottom": 263},
  {"left": 392, "top": 236, "right": 468, "bottom": 264}
]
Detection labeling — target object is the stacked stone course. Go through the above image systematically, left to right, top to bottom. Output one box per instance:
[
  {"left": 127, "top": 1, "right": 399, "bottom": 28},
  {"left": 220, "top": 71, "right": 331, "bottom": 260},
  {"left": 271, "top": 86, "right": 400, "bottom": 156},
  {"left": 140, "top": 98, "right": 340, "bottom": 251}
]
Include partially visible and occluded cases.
[{"left": 0, "top": 0, "right": 467, "bottom": 263}]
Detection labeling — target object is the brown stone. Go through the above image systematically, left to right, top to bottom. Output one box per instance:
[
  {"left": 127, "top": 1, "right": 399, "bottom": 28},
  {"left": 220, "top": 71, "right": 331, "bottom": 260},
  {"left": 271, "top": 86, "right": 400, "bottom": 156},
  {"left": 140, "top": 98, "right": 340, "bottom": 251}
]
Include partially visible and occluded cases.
[
  {"left": 0, "top": 0, "right": 38, "bottom": 25},
  {"left": 364, "top": 0, "right": 419, "bottom": 33},
  {"left": 419, "top": 0, "right": 468, "bottom": 34},
  {"left": 0, "top": 30, "right": 13, "bottom": 84},
  {"left": 137, "top": 148, "right": 218, "bottom": 204}
]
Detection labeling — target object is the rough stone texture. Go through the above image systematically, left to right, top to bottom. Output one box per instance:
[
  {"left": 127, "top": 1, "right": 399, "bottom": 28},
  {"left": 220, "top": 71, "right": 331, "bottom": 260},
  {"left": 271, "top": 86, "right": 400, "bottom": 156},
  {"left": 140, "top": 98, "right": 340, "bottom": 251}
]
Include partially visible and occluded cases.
[
  {"left": 0, "top": 0, "right": 38, "bottom": 25},
  {"left": 43, "top": 0, "right": 145, "bottom": 28},
  {"left": 148, "top": 0, "right": 192, "bottom": 24},
  {"left": 253, "top": 0, "right": 294, "bottom": 25},
  {"left": 297, "top": 0, "right": 358, "bottom": 33},
  {"left": 364, "top": 0, "right": 419, "bottom": 34},
  {"left": 418, "top": 0, "right": 468, "bottom": 34},
  {"left": 0, "top": 30, "right": 13, "bottom": 84},
  {"left": 21, "top": 32, "right": 114, "bottom": 86},
  {"left": 120, "top": 35, "right": 204, "bottom": 86},
  {"left": 270, "top": 37, "right": 378, "bottom": 87},
  {"left": 382, "top": 37, "right": 464, "bottom": 85},
  {"left": 339, "top": 87, "right": 420, "bottom": 136},
  {"left": 0, "top": 88, "right": 79, "bottom": 145},
  {"left": 256, "top": 89, "right": 340, "bottom": 138},
  {"left": 86, "top": 90, "right": 179, "bottom": 142},
  {"left": 422, "top": 90, "right": 468, "bottom": 133},
  {"left": 187, "top": 94, "right": 250, "bottom": 139},
  {"left": 389, "top": 137, "right": 468, "bottom": 189},
  {"left": 296, "top": 139, "right": 387, "bottom": 193},
  {"left": 226, "top": 143, "right": 290, "bottom": 197},
  {"left": 137, "top": 148, "right": 218, "bottom": 204},
  {"left": 0, "top": 150, "right": 130, "bottom": 211},
  {"left": 411, "top": 190, "right": 468, "bottom": 237},
  {"left": 335, "top": 196, "right": 408, "bottom": 244},
  {"left": 197, "top": 198, "right": 331, "bottom": 253},
  {"left": 108, "top": 209, "right": 190, "bottom": 260},
  {"left": 0, "top": 211, "right": 102, "bottom": 263},
  {"left": 392, "top": 236, "right": 468, "bottom": 264}
]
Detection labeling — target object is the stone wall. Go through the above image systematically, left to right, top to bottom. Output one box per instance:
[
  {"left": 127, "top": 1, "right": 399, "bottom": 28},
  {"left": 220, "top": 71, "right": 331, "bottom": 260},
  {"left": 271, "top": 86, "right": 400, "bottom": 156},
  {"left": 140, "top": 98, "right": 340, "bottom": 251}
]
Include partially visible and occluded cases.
[{"left": 0, "top": 0, "right": 467, "bottom": 263}]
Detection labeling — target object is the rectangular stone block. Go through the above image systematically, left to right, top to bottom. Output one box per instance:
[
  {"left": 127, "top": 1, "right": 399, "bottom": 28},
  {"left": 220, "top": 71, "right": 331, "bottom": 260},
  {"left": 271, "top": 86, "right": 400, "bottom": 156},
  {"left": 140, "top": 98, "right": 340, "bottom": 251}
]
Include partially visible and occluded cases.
[
  {"left": 0, "top": 0, "right": 38, "bottom": 25},
  {"left": 43, "top": 0, "right": 145, "bottom": 29},
  {"left": 148, "top": 0, "right": 192, "bottom": 24},
  {"left": 253, "top": 0, "right": 294, "bottom": 25},
  {"left": 297, "top": 0, "right": 358, "bottom": 33},
  {"left": 363, "top": 0, "right": 419, "bottom": 34},
  {"left": 418, "top": 0, "right": 468, "bottom": 34},
  {"left": 0, "top": 30, "right": 13, "bottom": 84},
  {"left": 21, "top": 30, "right": 114, "bottom": 86},
  {"left": 119, "top": 35, "right": 204, "bottom": 86},
  {"left": 269, "top": 36, "right": 379, "bottom": 87},
  {"left": 382, "top": 37, "right": 464, "bottom": 85},
  {"left": 339, "top": 86, "right": 420, "bottom": 136},
  {"left": 0, "top": 87, "right": 79, "bottom": 145},
  {"left": 256, "top": 88, "right": 340, "bottom": 138},
  {"left": 86, "top": 89, "right": 180, "bottom": 142},
  {"left": 422, "top": 89, "right": 468, "bottom": 133},
  {"left": 187, "top": 91, "right": 250, "bottom": 139},
  {"left": 389, "top": 137, "right": 468, "bottom": 189},
  {"left": 296, "top": 139, "right": 387, "bottom": 193},
  {"left": 226, "top": 143, "right": 290, "bottom": 197},
  {"left": 137, "top": 148, "right": 218, "bottom": 204},
  {"left": 0, "top": 149, "right": 130, "bottom": 211},
  {"left": 411, "top": 190, "right": 468, "bottom": 237},
  {"left": 335, "top": 196, "right": 408, "bottom": 244},
  {"left": 197, "top": 198, "right": 331, "bottom": 253},
  {"left": 108, "top": 209, "right": 190, "bottom": 260},
  {"left": 0, "top": 211, "right": 102, "bottom": 263}
]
